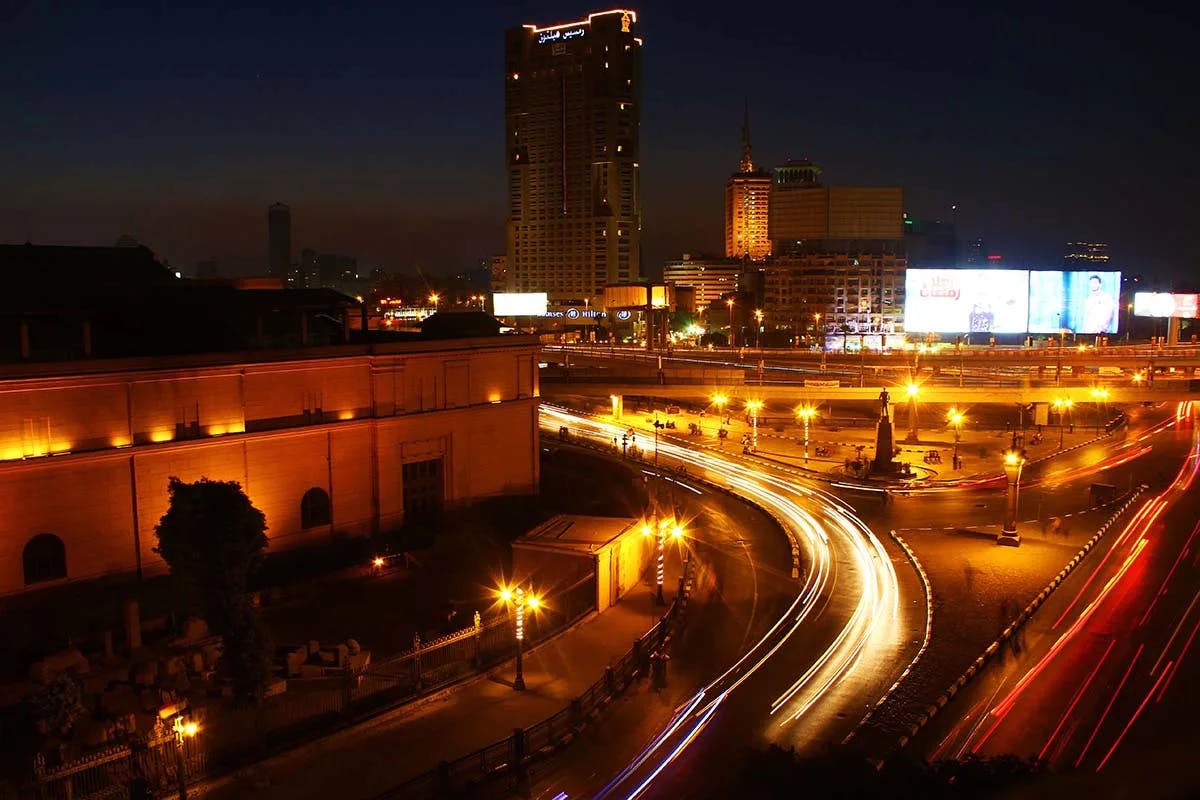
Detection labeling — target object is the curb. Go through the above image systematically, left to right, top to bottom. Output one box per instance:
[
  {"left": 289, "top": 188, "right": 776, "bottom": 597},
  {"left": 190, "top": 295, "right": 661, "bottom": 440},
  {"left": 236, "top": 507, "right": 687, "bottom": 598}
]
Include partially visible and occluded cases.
[
  {"left": 881, "top": 484, "right": 1149, "bottom": 762},
  {"left": 844, "top": 529, "right": 934, "bottom": 749}
]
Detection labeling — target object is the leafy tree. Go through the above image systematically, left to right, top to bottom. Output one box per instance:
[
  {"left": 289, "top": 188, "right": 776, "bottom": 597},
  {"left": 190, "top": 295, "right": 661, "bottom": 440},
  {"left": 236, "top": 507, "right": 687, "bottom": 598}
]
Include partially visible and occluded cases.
[
  {"left": 155, "top": 477, "right": 272, "bottom": 704},
  {"left": 30, "top": 674, "right": 85, "bottom": 737}
]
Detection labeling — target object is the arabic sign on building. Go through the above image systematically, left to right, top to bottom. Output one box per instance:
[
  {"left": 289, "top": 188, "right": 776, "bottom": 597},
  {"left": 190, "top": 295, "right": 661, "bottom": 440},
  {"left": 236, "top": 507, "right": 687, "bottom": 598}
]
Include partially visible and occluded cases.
[{"left": 538, "top": 27, "right": 585, "bottom": 44}]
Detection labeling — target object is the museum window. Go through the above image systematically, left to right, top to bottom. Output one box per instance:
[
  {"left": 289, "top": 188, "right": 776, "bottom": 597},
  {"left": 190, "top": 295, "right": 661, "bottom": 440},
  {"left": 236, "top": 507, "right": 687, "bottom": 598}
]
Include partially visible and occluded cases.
[
  {"left": 300, "top": 487, "right": 332, "bottom": 529},
  {"left": 23, "top": 533, "right": 66, "bottom": 585}
]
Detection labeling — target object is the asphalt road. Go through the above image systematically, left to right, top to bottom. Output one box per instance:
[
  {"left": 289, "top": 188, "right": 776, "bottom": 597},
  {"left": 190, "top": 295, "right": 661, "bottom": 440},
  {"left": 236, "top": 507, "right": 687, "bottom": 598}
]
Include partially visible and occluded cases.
[
  {"left": 537, "top": 406, "right": 922, "bottom": 799},
  {"left": 910, "top": 406, "right": 1200, "bottom": 793}
]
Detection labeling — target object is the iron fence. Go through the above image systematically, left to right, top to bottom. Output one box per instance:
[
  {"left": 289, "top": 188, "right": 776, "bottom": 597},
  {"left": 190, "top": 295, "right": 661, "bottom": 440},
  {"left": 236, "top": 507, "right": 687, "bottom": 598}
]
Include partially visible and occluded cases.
[{"left": 25, "top": 574, "right": 597, "bottom": 800}]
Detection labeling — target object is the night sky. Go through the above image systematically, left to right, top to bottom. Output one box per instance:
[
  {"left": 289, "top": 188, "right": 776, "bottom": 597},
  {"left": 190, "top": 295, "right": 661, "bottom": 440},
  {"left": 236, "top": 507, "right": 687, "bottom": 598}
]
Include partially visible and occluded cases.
[{"left": 2, "top": 1, "right": 1196, "bottom": 283}]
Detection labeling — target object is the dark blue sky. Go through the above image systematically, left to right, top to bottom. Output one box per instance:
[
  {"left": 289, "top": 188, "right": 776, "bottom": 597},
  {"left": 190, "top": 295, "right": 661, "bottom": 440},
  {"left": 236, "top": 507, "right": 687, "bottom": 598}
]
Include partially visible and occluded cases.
[{"left": 2, "top": 1, "right": 1196, "bottom": 282}]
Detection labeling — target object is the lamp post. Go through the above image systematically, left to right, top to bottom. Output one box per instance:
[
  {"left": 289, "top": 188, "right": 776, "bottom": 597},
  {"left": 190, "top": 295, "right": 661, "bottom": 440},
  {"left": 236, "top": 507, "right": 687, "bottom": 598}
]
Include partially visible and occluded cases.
[
  {"left": 429, "top": 292, "right": 440, "bottom": 310},
  {"left": 726, "top": 298, "right": 735, "bottom": 348},
  {"left": 754, "top": 309, "right": 764, "bottom": 350},
  {"left": 904, "top": 382, "right": 920, "bottom": 444},
  {"left": 1091, "top": 387, "right": 1110, "bottom": 433},
  {"left": 1052, "top": 398, "right": 1073, "bottom": 448},
  {"left": 746, "top": 400, "right": 763, "bottom": 452},
  {"left": 796, "top": 405, "right": 817, "bottom": 463},
  {"left": 947, "top": 408, "right": 965, "bottom": 468},
  {"left": 653, "top": 417, "right": 665, "bottom": 466},
  {"left": 998, "top": 434, "right": 1026, "bottom": 547},
  {"left": 643, "top": 517, "right": 683, "bottom": 605},
  {"left": 499, "top": 585, "right": 540, "bottom": 690},
  {"left": 171, "top": 714, "right": 199, "bottom": 800}
]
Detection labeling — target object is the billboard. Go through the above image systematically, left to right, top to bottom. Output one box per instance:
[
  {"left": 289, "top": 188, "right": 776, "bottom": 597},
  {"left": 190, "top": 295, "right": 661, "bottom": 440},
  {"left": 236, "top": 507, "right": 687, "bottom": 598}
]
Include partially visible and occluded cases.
[
  {"left": 904, "top": 269, "right": 1030, "bottom": 334},
  {"left": 905, "top": 269, "right": 1122, "bottom": 334},
  {"left": 1027, "top": 270, "right": 1121, "bottom": 334},
  {"left": 492, "top": 292, "right": 548, "bottom": 316},
  {"left": 1134, "top": 292, "right": 1200, "bottom": 319}
]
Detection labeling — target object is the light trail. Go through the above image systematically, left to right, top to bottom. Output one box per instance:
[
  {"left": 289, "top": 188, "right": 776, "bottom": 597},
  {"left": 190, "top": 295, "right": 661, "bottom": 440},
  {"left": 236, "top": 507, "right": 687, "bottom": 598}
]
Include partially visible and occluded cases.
[{"left": 540, "top": 406, "right": 903, "bottom": 800}]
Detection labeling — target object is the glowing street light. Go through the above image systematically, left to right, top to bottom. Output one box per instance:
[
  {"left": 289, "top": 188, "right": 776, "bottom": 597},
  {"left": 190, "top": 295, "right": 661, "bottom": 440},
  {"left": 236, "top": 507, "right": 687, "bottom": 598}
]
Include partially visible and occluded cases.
[
  {"left": 429, "top": 292, "right": 440, "bottom": 309},
  {"left": 726, "top": 298, "right": 736, "bottom": 347},
  {"left": 754, "top": 308, "right": 764, "bottom": 349},
  {"left": 904, "top": 382, "right": 920, "bottom": 444},
  {"left": 1091, "top": 387, "right": 1110, "bottom": 433},
  {"left": 1052, "top": 397, "right": 1074, "bottom": 448},
  {"left": 746, "top": 399, "right": 764, "bottom": 452},
  {"left": 795, "top": 405, "right": 817, "bottom": 463},
  {"left": 947, "top": 408, "right": 965, "bottom": 467},
  {"left": 998, "top": 434, "right": 1027, "bottom": 547},
  {"left": 643, "top": 517, "right": 683, "bottom": 605},
  {"left": 498, "top": 585, "right": 541, "bottom": 690},
  {"left": 171, "top": 714, "right": 199, "bottom": 799}
]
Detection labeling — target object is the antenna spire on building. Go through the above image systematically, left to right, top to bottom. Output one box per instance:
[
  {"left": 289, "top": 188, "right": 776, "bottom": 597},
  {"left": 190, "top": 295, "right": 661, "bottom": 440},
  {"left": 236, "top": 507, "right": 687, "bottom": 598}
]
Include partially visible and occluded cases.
[{"left": 739, "top": 98, "right": 754, "bottom": 173}]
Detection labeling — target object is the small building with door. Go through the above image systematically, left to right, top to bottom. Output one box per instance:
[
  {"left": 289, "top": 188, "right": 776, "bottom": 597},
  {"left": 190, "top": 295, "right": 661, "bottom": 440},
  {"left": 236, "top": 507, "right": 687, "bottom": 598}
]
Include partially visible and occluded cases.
[{"left": 512, "top": 515, "right": 651, "bottom": 613}]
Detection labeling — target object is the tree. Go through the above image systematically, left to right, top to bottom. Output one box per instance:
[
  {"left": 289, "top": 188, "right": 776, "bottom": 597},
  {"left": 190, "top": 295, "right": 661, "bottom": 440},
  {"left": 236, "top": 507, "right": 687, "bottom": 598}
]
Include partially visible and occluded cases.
[
  {"left": 155, "top": 478, "right": 272, "bottom": 704},
  {"left": 30, "top": 674, "right": 85, "bottom": 738}
]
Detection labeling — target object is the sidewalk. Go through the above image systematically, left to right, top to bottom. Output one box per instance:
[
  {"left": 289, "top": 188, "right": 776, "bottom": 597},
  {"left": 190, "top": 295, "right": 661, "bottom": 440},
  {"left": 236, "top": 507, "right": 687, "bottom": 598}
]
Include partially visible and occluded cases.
[
  {"left": 602, "top": 403, "right": 1106, "bottom": 482},
  {"left": 196, "top": 560, "right": 680, "bottom": 800}
]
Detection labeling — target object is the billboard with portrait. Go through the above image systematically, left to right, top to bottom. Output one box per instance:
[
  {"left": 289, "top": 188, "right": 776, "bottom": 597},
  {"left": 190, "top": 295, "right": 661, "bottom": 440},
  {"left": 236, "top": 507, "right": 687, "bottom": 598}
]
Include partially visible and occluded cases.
[
  {"left": 904, "top": 269, "right": 1030, "bottom": 333},
  {"left": 1027, "top": 271, "right": 1121, "bottom": 334},
  {"left": 492, "top": 292, "right": 548, "bottom": 316},
  {"left": 1133, "top": 292, "right": 1199, "bottom": 319}
]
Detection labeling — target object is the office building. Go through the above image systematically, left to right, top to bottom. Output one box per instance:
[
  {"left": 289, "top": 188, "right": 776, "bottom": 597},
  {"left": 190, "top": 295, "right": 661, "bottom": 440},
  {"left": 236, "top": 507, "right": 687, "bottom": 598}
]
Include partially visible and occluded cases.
[
  {"left": 504, "top": 9, "right": 643, "bottom": 309},
  {"left": 724, "top": 106, "right": 772, "bottom": 261},
  {"left": 770, "top": 185, "right": 904, "bottom": 249},
  {"left": 268, "top": 202, "right": 291, "bottom": 278},
  {"left": 965, "top": 237, "right": 986, "bottom": 265},
  {"left": 1064, "top": 241, "right": 1110, "bottom": 267},
  {"left": 765, "top": 246, "right": 906, "bottom": 337},
  {"left": 662, "top": 254, "right": 743, "bottom": 312}
]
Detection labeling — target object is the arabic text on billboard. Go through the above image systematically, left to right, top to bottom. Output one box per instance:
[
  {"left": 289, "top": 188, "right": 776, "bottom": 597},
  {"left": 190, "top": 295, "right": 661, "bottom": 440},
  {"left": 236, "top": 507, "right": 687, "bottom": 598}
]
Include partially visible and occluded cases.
[
  {"left": 904, "top": 269, "right": 1029, "bottom": 334},
  {"left": 904, "top": 269, "right": 1121, "bottom": 334},
  {"left": 1133, "top": 292, "right": 1200, "bottom": 319},
  {"left": 492, "top": 293, "right": 548, "bottom": 316}
]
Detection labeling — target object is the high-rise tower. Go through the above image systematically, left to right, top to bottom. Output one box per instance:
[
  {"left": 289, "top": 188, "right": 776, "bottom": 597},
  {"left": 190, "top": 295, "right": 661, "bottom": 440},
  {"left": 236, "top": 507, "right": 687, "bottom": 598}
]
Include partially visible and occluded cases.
[
  {"left": 505, "top": 9, "right": 642, "bottom": 308},
  {"left": 724, "top": 103, "right": 772, "bottom": 261},
  {"left": 268, "top": 202, "right": 291, "bottom": 278}
]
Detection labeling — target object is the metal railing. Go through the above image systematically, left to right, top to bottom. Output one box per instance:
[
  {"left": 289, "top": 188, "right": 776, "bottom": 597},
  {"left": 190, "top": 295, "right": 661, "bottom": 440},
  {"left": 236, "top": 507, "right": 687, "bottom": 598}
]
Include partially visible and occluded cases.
[
  {"left": 380, "top": 557, "right": 695, "bottom": 800},
  {"left": 24, "top": 574, "right": 598, "bottom": 800}
]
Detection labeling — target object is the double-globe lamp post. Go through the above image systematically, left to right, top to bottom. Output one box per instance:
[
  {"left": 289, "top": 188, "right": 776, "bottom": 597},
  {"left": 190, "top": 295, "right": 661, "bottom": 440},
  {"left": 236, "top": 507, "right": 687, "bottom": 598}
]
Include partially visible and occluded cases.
[
  {"left": 1091, "top": 387, "right": 1110, "bottom": 433},
  {"left": 1053, "top": 397, "right": 1074, "bottom": 449},
  {"left": 746, "top": 399, "right": 764, "bottom": 452},
  {"left": 796, "top": 405, "right": 817, "bottom": 463},
  {"left": 947, "top": 408, "right": 965, "bottom": 468},
  {"left": 998, "top": 434, "right": 1026, "bottom": 547},
  {"left": 643, "top": 517, "right": 684, "bottom": 605},
  {"left": 499, "top": 585, "right": 541, "bottom": 690},
  {"left": 171, "top": 714, "right": 199, "bottom": 800}
]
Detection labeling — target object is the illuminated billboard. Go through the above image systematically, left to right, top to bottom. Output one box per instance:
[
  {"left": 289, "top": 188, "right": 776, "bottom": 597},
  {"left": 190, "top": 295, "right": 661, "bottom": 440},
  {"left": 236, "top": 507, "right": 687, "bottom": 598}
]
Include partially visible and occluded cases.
[
  {"left": 904, "top": 269, "right": 1030, "bottom": 334},
  {"left": 905, "top": 269, "right": 1122, "bottom": 334},
  {"left": 1028, "top": 271, "right": 1121, "bottom": 334},
  {"left": 492, "top": 292, "right": 548, "bottom": 316},
  {"left": 1133, "top": 292, "right": 1200, "bottom": 319}
]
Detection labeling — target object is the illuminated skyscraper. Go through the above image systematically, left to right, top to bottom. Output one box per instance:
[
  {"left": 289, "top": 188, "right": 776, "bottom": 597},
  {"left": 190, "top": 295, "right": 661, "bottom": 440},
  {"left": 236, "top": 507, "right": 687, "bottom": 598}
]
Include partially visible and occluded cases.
[
  {"left": 505, "top": 9, "right": 642, "bottom": 308},
  {"left": 724, "top": 104, "right": 772, "bottom": 261},
  {"left": 268, "top": 202, "right": 291, "bottom": 278},
  {"left": 1063, "top": 241, "right": 1110, "bottom": 267}
]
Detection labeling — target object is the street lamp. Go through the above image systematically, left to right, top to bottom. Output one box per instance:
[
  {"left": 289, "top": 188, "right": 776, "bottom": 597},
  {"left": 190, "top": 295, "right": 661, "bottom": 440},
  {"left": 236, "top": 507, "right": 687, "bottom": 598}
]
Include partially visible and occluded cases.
[
  {"left": 429, "top": 292, "right": 440, "bottom": 309},
  {"left": 726, "top": 298, "right": 735, "bottom": 348},
  {"left": 754, "top": 308, "right": 764, "bottom": 350},
  {"left": 813, "top": 312, "right": 823, "bottom": 351},
  {"left": 904, "top": 382, "right": 920, "bottom": 444},
  {"left": 1091, "top": 387, "right": 1110, "bottom": 433},
  {"left": 1052, "top": 397, "right": 1074, "bottom": 448},
  {"left": 746, "top": 399, "right": 764, "bottom": 452},
  {"left": 796, "top": 405, "right": 817, "bottom": 463},
  {"left": 947, "top": 408, "right": 965, "bottom": 468},
  {"left": 653, "top": 417, "right": 666, "bottom": 466},
  {"left": 998, "top": 434, "right": 1026, "bottom": 547},
  {"left": 643, "top": 517, "right": 683, "bottom": 605},
  {"left": 499, "top": 585, "right": 540, "bottom": 690},
  {"left": 171, "top": 714, "right": 199, "bottom": 800}
]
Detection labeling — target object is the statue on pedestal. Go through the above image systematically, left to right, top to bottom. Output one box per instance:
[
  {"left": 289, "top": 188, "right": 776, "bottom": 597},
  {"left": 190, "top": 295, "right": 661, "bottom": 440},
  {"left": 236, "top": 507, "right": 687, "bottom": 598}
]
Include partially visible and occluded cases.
[{"left": 878, "top": 388, "right": 891, "bottom": 421}]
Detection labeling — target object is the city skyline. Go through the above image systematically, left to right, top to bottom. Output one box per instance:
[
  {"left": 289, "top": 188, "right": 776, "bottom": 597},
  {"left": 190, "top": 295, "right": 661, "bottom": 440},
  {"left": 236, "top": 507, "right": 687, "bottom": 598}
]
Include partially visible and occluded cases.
[{"left": 2, "top": 1, "right": 1196, "bottom": 282}]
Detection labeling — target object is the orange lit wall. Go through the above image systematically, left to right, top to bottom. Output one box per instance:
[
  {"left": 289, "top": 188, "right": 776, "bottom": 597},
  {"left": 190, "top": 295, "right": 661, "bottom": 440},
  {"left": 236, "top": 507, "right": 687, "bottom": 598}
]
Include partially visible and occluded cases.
[{"left": 0, "top": 337, "right": 541, "bottom": 596}]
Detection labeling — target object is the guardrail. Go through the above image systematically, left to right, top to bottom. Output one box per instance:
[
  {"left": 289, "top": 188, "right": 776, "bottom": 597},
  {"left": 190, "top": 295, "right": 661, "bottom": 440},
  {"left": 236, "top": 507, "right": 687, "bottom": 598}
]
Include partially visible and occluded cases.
[{"left": 377, "top": 556, "right": 695, "bottom": 800}]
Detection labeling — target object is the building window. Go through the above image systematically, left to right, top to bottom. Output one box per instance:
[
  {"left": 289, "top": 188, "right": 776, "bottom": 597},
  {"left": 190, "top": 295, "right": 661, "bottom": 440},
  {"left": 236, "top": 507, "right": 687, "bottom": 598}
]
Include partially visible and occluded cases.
[
  {"left": 403, "top": 458, "right": 444, "bottom": 521},
  {"left": 300, "top": 488, "right": 332, "bottom": 529},
  {"left": 24, "top": 533, "right": 66, "bottom": 585}
]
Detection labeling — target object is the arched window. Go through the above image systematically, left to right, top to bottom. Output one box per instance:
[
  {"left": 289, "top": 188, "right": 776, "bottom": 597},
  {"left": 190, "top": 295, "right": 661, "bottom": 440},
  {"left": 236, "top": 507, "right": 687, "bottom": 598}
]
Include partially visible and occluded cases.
[
  {"left": 300, "top": 487, "right": 331, "bottom": 529},
  {"left": 24, "top": 533, "right": 66, "bottom": 585}
]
